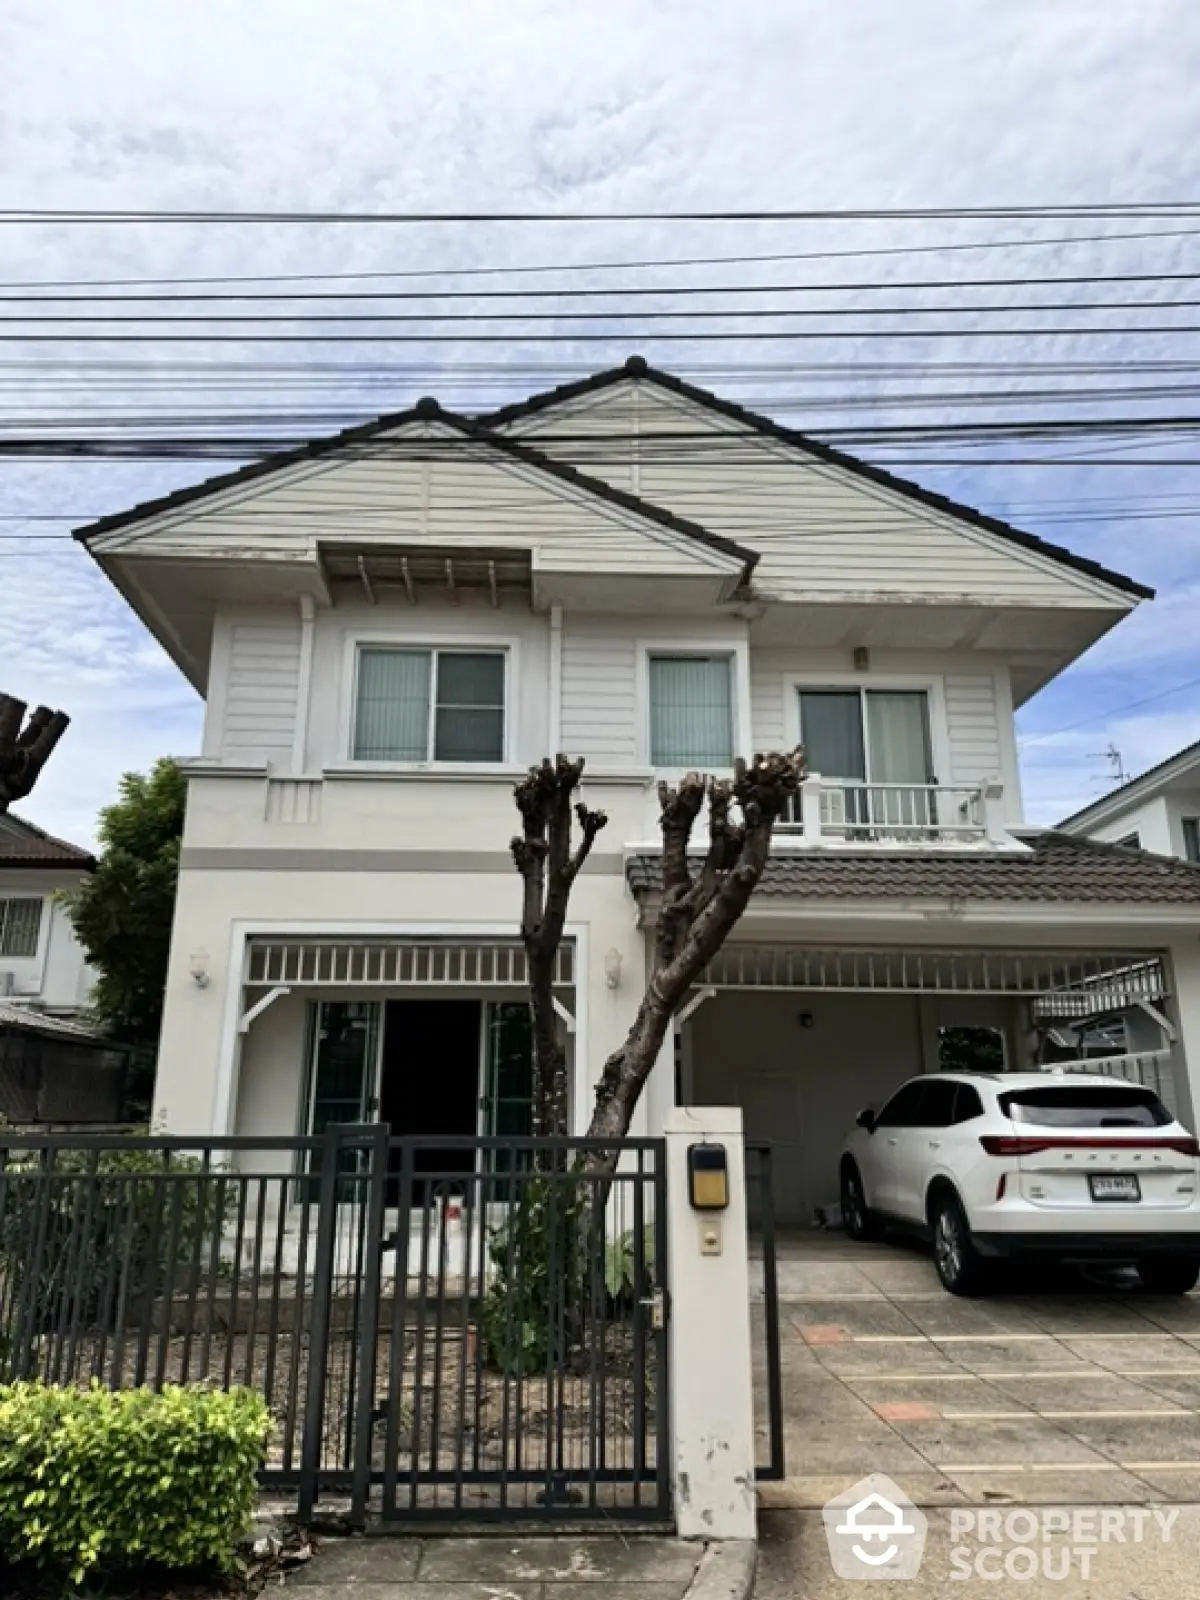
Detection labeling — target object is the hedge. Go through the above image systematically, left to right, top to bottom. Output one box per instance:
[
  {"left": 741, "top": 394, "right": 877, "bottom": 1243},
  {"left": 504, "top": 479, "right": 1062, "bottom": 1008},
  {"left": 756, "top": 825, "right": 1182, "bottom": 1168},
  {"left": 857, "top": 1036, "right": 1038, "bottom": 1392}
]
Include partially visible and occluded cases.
[{"left": 0, "top": 1383, "right": 270, "bottom": 1584}]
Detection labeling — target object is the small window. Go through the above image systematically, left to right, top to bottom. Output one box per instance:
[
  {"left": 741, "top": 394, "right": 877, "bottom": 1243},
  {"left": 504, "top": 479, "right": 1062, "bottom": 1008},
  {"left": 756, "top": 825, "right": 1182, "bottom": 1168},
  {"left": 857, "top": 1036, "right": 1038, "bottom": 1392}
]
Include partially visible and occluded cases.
[
  {"left": 353, "top": 647, "right": 505, "bottom": 763},
  {"left": 649, "top": 655, "right": 734, "bottom": 767},
  {"left": 1183, "top": 818, "right": 1200, "bottom": 863},
  {"left": 1115, "top": 831, "right": 1141, "bottom": 850},
  {"left": 0, "top": 898, "right": 41, "bottom": 958},
  {"left": 938, "top": 1025, "right": 1005, "bottom": 1074},
  {"left": 919, "top": 1079, "right": 960, "bottom": 1128},
  {"left": 875, "top": 1080, "right": 930, "bottom": 1128},
  {"left": 949, "top": 1082, "right": 985, "bottom": 1124},
  {"left": 999, "top": 1084, "right": 1170, "bottom": 1129}
]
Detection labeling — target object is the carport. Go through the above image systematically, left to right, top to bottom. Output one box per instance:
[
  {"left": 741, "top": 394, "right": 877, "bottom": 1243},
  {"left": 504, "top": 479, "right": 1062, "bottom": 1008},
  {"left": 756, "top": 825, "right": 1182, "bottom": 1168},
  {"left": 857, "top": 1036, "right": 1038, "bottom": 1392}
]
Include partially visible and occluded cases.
[{"left": 684, "top": 944, "right": 1177, "bottom": 1227}]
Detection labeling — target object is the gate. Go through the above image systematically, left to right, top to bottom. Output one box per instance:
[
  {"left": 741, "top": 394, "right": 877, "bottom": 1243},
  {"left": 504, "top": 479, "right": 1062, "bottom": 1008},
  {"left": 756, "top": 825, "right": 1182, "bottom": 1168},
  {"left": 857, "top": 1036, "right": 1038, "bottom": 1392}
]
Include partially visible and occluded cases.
[
  {"left": 0, "top": 1126, "right": 670, "bottom": 1526},
  {"left": 745, "top": 1143, "right": 784, "bottom": 1482}
]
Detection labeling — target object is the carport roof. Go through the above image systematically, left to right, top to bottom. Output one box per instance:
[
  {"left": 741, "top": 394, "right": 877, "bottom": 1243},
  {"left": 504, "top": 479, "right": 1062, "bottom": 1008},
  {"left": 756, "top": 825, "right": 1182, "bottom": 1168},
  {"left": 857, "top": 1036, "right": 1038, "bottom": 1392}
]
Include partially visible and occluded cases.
[{"left": 625, "top": 831, "right": 1200, "bottom": 905}]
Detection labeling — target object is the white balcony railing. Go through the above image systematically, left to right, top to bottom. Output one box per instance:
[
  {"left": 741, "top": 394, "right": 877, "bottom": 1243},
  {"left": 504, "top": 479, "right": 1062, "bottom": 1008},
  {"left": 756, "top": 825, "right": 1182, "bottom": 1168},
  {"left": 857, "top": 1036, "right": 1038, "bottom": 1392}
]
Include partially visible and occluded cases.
[
  {"left": 778, "top": 775, "right": 1007, "bottom": 846},
  {"left": 1054, "top": 1050, "right": 1179, "bottom": 1118}
]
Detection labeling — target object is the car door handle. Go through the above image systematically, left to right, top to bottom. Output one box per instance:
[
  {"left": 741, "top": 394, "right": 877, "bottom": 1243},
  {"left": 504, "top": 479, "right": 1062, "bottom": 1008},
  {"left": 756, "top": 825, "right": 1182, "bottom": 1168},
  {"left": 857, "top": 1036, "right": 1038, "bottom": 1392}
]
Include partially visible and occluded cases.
[
  {"left": 886, "top": 1136, "right": 899, "bottom": 1147},
  {"left": 929, "top": 1139, "right": 942, "bottom": 1150}
]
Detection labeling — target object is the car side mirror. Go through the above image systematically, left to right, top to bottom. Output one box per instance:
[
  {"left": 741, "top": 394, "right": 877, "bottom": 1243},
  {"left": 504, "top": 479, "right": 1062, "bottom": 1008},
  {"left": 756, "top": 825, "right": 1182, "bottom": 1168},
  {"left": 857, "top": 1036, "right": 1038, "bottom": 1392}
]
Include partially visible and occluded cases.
[{"left": 856, "top": 1108, "right": 877, "bottom": 1133}]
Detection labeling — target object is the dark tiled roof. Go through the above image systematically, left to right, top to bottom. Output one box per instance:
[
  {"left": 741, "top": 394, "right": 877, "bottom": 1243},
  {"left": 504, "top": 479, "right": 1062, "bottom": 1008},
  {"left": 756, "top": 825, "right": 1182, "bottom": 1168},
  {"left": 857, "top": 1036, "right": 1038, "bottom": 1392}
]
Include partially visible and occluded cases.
[
  {"left": 483, "top": 357, "right": 1153, "bottom": 602},
  {"left": 72, "top": 398, "right": 758, "bottom": 579},
  {"left": 0, "top": 813, "right": 94, "bottom": 869},
  {"left": 625, "top": 831, "right": 1200, "bottom": 906}
]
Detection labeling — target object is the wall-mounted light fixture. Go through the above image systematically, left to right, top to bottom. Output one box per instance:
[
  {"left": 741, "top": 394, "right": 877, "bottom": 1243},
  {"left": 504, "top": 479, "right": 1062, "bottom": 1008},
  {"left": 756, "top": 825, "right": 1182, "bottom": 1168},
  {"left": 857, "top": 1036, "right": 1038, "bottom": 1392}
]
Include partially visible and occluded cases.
[
  {"left": 853, "top": 646, "right": 871, "bottom": 671},
  {"left": 604, "top": 947, "right": 623, "bottom": 990},
  {"left": 189, "top": 950, "right": 211, "bottom": 989},
  {"left": 798, "top": 1010, "right": 815, "bottom": 1029},
  {"left": 687, "top": 1143, "right": 730, "bottom": 1211}
]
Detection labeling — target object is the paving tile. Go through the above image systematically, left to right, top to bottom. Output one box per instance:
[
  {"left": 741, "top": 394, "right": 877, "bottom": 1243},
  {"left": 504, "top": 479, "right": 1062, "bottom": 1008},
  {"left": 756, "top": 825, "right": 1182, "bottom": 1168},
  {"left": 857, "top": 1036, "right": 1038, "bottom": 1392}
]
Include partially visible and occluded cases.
[
  {"left": 789, "top": 1299, "right": 923, "bottom": 1337},
  {"left": 976, "top": 1372, "right": 1181, "bottom": 1412},
  {"left": 871, "top": 1400, "right": 940, "bottom": 1421},
  {"left": 1058, "top": 1412, "right": 1200, "bottom": 1461},
  {"left": 887, "top": 1413, "right": 1113, "bottom": 1464},
  {"left": 933, "top": 1463, "right": 1154, "bottom": 1505},
  {"left": 757, "top": 1469, "right": 966, "bottom": 1510},
  {"left": 416, "top": 1539, "right": 700, "bottom": 1584},
  {"left": 287, "top": 1542, "right": 423, "bottom": 1584},
  {"left": 289, "top": 1587, "right": 543, "bottom": 1600}
]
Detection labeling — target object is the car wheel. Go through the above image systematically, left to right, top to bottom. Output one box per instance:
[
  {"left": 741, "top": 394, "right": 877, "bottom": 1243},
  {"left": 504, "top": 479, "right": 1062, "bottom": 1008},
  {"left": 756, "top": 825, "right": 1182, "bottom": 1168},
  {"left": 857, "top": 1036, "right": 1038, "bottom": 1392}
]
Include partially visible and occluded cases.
[
  {"left": 841, "top": 1162, "right": 881, "bottom": 1242},
  {"left": 931, "top": 1189, "right": 989, "bottom": 1296},
  {"left": 1137, "top": 1256, "right": 1200, "bottom": 1295}
]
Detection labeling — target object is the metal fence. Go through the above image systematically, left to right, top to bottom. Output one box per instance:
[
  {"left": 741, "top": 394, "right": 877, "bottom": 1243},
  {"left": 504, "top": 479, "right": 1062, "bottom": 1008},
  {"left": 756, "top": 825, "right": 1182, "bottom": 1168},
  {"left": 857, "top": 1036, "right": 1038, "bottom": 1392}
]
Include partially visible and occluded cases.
[
  {"left": 0, "top": 1126, "right": 669, "bottom": 1526},
  {"left": 744, "top": 1144, "right": 784, "bottom": 1483}
]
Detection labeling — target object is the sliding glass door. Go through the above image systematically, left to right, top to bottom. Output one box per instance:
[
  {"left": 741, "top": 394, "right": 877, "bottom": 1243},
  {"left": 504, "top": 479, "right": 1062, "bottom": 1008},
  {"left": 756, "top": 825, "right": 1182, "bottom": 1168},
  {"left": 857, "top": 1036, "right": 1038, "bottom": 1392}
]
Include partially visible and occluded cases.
[{"left": 798, "top": 689, "right": 934, "bottom": 831}]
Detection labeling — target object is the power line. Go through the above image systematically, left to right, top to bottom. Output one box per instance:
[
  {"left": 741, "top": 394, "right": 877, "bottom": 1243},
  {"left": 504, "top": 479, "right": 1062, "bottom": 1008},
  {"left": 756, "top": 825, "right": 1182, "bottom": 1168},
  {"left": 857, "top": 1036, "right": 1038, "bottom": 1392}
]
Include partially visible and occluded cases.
[
  {"left": 7, "top": 203, "right": 1200, "bottom": 224},
  {"left": 5, "top": 225, "right": 1200, "bottom": 290},
  {"left": 12, "top": 269, "right": 1200, "bottom": 304},
  {"left": 10, "top": 325, "right": 1200, "bottom": 343},
  {"left": 1021, "top": 673, "right": 1200, "bottom": 743}
]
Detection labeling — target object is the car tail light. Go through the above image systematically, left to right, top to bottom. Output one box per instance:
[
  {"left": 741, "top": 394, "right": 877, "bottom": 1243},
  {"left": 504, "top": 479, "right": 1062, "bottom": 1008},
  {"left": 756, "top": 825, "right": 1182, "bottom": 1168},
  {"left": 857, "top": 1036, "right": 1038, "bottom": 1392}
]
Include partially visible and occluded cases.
[{"left": 980, "top": 1135, "right": 1200, "bottom": 1157}]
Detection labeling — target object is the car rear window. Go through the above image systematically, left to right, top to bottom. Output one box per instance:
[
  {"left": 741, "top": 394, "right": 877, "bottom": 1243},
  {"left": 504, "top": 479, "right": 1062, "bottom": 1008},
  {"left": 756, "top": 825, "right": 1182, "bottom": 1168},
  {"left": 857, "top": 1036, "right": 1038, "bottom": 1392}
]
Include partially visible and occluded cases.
[{"left": 998, "top": 1084, "right": 1171, "bottom": 1128}]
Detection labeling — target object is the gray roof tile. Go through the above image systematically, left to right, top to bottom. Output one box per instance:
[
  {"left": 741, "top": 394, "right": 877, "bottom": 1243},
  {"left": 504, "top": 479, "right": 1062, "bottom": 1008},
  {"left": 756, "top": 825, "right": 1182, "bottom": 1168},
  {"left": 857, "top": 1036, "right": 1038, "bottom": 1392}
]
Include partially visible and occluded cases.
[
  {"left": 0, "top": 813, "right": 94, "bottom": 869},
  {"left": 625, "top": 831, "right": 1200, "bottom": 906}
]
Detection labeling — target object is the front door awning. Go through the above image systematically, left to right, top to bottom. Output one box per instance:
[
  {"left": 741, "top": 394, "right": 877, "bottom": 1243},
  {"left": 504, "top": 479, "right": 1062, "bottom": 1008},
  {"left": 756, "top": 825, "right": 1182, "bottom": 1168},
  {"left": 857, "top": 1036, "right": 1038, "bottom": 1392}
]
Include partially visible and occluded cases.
[{"left": 245, "top": 937, "right": 573, "bottom": 989}]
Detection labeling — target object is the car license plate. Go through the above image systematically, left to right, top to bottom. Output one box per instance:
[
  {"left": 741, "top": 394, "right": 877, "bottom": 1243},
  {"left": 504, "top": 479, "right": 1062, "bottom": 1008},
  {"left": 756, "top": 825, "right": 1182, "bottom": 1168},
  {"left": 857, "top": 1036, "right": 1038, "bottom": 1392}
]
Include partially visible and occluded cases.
[{"left": 1089, "top": 1174, "right": 1142, "bottom": 1202}]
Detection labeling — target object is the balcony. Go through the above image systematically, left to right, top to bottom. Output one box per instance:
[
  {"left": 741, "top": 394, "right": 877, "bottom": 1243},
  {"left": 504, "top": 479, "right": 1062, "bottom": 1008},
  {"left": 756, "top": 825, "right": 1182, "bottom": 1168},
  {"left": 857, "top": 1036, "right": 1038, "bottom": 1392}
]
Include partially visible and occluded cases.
[{"left": 777, "top": 774, "right": 1009, "bottom": 848}]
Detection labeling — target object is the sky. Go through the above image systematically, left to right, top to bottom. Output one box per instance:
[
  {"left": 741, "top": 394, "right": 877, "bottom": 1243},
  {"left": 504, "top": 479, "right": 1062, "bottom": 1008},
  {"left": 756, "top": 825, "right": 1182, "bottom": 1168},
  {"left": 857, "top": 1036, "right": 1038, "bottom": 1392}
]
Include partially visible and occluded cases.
[{"left": 3, "top": 0, "right": 1200, "bottom": 845}]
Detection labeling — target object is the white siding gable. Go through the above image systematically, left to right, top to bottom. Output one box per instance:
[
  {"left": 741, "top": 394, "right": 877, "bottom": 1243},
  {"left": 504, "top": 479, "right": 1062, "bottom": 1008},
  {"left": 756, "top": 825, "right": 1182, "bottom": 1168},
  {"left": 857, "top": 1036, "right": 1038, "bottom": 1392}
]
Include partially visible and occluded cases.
[
  {"left": 504, "top": 380, "right": 1135, "bottom": 612},
  {"left": 85, "top": 419, "right": 741, "bottom": 582}
]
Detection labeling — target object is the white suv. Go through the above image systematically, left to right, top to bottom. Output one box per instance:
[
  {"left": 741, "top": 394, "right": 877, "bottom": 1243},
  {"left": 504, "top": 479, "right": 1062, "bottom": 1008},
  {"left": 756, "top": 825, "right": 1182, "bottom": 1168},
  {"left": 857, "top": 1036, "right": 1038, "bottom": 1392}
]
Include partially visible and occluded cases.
[{"left": 839, "top": 1071, "right": 1200, "bottom": 1295}]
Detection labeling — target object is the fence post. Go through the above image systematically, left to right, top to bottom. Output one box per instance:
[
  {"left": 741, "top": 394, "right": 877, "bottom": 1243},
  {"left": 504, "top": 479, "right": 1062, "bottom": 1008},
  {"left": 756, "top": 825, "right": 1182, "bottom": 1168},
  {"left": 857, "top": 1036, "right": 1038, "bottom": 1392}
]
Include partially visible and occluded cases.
[
  {"left": 664, "top": 1107, "right": 757, "bottom": 1540},
  {"left": 350, "top": 1122, "right": 390, "bottom": 1529},
  {"left": 298, "top": 1123, "right": 344, "bottom": 1525}
]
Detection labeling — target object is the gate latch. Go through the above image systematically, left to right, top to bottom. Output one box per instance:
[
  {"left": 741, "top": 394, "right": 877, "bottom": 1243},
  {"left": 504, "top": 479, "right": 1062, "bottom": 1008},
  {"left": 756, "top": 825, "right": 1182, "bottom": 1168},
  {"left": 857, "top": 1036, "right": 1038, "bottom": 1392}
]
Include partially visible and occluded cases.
[{"left": 640, "top": 1288, "right": 668, "bottom": 1330}]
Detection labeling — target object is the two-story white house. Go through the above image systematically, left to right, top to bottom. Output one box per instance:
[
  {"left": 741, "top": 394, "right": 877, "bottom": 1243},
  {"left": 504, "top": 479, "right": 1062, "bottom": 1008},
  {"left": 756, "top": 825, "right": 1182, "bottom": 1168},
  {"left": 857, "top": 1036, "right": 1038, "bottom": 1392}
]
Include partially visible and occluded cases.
[
  {"left": 75, "top": 358, "right": 1200, "bottom": 1223},
  {"left": 1060, "top": 739, "right": 1200, "bottom": 862},
  {"left": 0, "top": 811, "right": 125, "bottom": 1122}
]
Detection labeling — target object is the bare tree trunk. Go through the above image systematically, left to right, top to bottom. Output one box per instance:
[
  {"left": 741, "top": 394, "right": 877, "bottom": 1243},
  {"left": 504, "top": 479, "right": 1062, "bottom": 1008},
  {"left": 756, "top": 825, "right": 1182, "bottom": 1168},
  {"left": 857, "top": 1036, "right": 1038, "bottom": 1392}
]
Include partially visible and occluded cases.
[
  {"left": 0, "top": 695, "right": 69, "bottom": 814},
  {"left": 586, "top": 752, "right": 802, "bottom": 1153},
  {"left": 511, "top": 757, "right": 607, "bottom": 1139}
]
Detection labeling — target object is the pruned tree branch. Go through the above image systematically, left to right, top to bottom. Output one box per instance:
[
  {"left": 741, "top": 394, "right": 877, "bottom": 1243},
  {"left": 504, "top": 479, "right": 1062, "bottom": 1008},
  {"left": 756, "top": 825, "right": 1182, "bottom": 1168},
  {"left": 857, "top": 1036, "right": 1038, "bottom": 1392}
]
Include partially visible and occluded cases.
[
  {"left": 0, "top": 693, "right": 70, "bottom": 813},
  {"left": 586, "top": 749, "right": 804, "bottom": 1155},
  {"left": 510, "top": 755, "right": 608, "bottom": 1137}
]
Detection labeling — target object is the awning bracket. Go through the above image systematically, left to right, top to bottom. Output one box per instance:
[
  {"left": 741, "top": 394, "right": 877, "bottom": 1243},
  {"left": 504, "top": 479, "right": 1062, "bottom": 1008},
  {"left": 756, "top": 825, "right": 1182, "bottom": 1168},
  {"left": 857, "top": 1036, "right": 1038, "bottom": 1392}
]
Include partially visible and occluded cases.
[{"left": 239, "top": 985, "right": 292, "bottom": 1034}]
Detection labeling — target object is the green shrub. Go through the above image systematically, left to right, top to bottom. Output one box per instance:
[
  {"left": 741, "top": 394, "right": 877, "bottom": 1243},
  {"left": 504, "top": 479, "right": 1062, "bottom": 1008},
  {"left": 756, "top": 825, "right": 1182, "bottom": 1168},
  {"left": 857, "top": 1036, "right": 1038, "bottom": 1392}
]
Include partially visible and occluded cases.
[
  {"left": 0, "top": 1147, "right": 227, "bottom": 1337},
  {"left": 480, "top": 1176, "right": 586, "bottom": 1377},
  {"left": 603, "top": 1223, "right": 656, "bottom": 1302},
  {"left": 0, "top": 1382, "right": 270, "bottom": 1584}
]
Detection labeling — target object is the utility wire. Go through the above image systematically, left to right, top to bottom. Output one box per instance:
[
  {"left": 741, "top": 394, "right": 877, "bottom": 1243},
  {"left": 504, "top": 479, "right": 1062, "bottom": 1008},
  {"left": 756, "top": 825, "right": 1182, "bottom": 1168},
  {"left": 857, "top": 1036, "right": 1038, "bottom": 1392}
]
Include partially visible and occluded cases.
[{"left": 5, "top": 224, "right": 1200, "bottom": 289}]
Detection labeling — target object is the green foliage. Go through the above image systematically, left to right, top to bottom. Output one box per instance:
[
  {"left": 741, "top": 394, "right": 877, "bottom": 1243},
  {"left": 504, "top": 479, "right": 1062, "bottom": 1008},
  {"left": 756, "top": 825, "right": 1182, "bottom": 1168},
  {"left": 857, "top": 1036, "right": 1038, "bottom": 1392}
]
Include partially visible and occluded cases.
[
  {"left": 60, "top": 758, "right": 186, "bottom": 1045},
  {"left": 0, "top": 1146, "right": 225, "bottom": 1334},
  {"left": 480, "top": 1175, "right": 585, "bottom": 1377},
  {"left": 603, "top": 1223, "right": 656, "bottom": 1301},
  {"left": 0, "top": 1382, "right": 269, "bottom": 1584}
]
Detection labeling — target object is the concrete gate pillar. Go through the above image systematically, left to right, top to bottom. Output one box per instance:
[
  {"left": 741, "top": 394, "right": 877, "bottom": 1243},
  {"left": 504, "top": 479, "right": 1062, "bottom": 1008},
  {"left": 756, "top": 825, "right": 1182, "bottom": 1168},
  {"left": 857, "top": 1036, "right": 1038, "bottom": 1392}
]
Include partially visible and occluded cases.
[{"left": 664, "top": 1105, "right": 757, "bottom": 1539}]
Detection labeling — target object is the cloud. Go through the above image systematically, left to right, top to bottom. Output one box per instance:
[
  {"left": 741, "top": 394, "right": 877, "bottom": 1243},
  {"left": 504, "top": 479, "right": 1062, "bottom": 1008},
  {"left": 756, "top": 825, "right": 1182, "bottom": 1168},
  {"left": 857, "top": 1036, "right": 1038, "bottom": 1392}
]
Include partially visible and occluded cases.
[{"left": 2, "top": 1, "right": 1200, "bottom": 838}]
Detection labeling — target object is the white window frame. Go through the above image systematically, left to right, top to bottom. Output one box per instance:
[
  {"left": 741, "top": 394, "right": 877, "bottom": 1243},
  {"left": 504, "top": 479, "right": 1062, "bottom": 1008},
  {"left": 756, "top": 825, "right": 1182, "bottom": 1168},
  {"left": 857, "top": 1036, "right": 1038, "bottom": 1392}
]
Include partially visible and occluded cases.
[
  {"left": 342, "top": 633, "right": 519, "bottom": 770},
  {"left": 637, "top": 638, "right": 750, "bottom": 773},
  {"left": 784, "top": 672, "right": 952, "bottom": 787},
  {"left": 0, "top": 896, "right": 45, "bottom": 961}
]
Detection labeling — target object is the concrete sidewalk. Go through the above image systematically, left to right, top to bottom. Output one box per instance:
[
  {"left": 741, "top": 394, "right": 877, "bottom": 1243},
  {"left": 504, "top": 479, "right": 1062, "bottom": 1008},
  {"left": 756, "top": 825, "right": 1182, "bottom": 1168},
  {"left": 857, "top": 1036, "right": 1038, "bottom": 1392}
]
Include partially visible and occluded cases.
[{"left": 285, "top": 1535, "right": 755, "bottom": 1600}]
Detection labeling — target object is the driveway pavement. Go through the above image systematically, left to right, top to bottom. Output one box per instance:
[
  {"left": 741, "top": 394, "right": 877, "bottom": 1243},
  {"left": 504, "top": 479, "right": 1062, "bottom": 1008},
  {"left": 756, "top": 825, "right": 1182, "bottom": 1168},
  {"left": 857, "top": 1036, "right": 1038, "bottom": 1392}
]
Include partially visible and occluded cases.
[{"left": 753, "top": 1231, "right": 1200, "bottom": 1510}]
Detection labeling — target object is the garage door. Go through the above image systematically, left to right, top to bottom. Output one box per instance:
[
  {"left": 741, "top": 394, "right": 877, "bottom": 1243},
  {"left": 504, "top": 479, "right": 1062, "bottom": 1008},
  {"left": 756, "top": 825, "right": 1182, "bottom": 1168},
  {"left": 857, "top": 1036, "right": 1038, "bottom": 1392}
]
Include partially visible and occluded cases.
[{"left": 690, "top": 991, "right": 925, "bottom": 1226}]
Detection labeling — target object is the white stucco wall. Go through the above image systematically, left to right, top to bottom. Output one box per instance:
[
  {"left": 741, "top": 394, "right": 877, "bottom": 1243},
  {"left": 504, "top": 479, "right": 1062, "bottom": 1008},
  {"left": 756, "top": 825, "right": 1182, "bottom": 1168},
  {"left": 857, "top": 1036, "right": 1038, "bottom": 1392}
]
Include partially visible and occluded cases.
[
  {"left": 1089, "top": 796, "right": 1175, "bottom": 856},
  {"left": 0, "top": 868, "right": 93, "bottom": 1010}
]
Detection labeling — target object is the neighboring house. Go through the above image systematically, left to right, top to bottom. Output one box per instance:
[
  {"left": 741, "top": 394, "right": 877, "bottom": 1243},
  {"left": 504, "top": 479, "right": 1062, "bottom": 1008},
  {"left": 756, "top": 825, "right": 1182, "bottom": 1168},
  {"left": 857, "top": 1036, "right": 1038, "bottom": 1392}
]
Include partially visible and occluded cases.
[
  {"left": 73, "top": 358, "right": 1200, "bottom": 1224},
  {"left": 1059, "top": 739, "right": 1200, "bottom": 861},
  {"left": 0, "top": 813, "right": 126, "bottom": 1122}
]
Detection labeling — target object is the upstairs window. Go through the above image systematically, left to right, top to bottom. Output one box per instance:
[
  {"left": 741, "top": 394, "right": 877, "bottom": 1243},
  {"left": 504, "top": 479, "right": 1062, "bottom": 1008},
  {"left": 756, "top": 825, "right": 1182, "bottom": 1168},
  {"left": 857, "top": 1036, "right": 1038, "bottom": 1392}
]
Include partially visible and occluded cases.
[
  {"left": 353, "top": 647, "right": 506, "bottom": 763},
  {"left": 649, "top": 654, "right": 734, "bottom": 768},
  {"left": 798, "top": 688, "right": 933, "bottom": 787},
  {"left": 1183, "top": 818, "right": 1200, "bottom": 862},
  {"left": 0, "top": 897, "right": 41, "bottom": 958}
]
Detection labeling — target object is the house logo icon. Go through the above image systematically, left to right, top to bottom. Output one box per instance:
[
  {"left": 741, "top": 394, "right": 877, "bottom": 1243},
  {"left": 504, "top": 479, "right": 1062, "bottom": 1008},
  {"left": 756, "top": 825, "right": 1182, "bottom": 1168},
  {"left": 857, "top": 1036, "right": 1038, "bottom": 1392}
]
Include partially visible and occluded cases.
[{"left": 822, "top": 1474, "right": 927, "bottom": 1580}]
